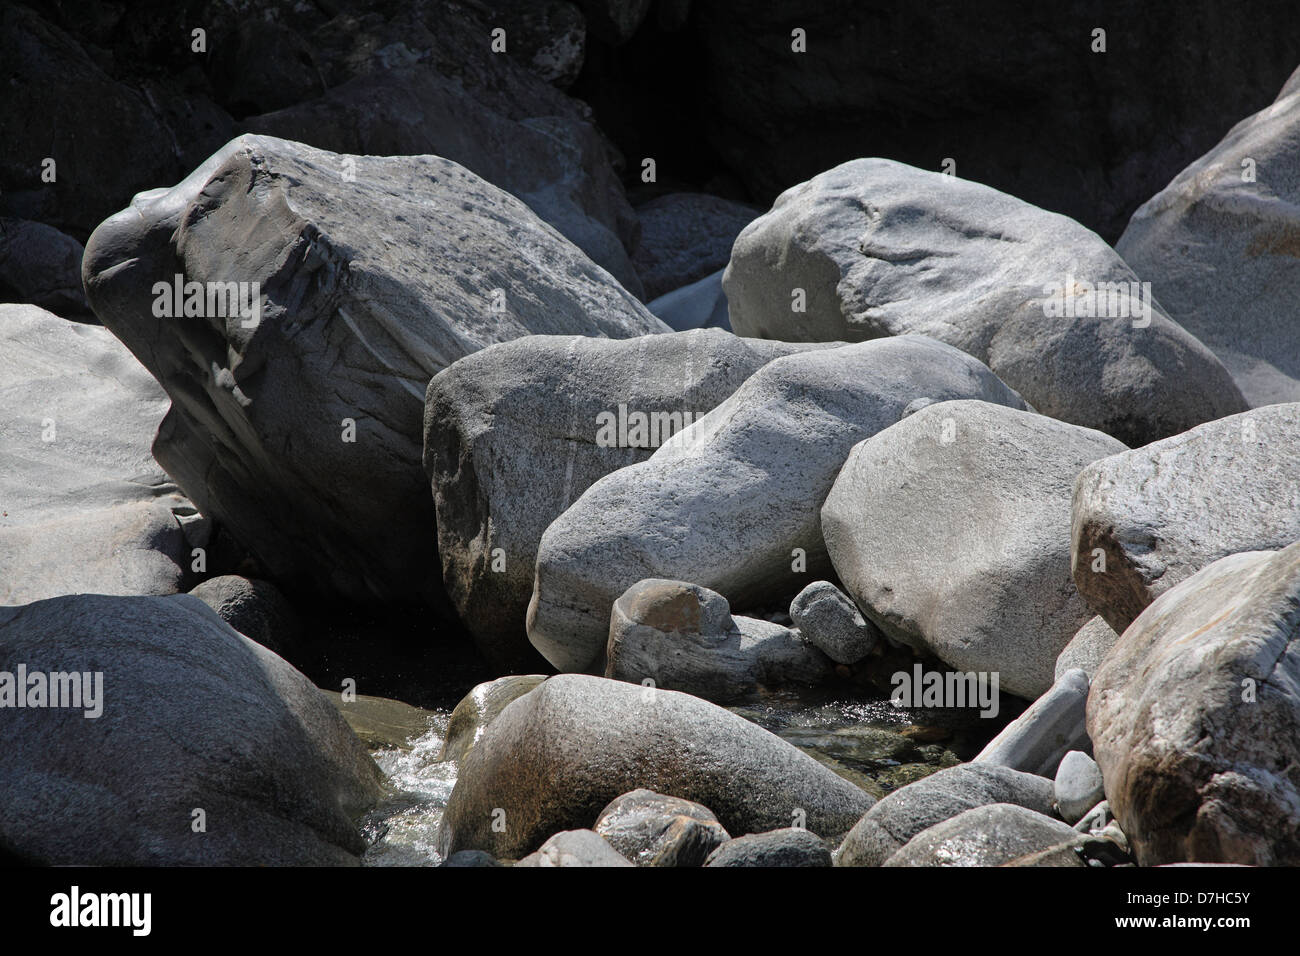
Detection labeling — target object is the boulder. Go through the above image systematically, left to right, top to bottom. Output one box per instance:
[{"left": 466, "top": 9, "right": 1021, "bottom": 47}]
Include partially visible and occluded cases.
[
  {"left": 482, "top": 0, "right": 587, "bottom": 87},
  {"left": 0, "top": 4, "right": 233, "bottom": 237},
  {"left": 1117, "top": 66, "right": 1300, "bottom": 405},
  {"left": 244, "top": 67, "right": 643, "bottom": 293},
  {"left": 82, "top": 134, "right": 667, "bottom": 607},
  {"left": 724, "top": 158, "right": 1246, "bottom": 447},
  {"left": 631, "top": 193, "right": 759, "bottom": 300},
  {"left": 0, "top": 218, "right": 88, "bottom": 316},
  {"left": 647, "top": 270, "right": 732, "bottom": 332},
  {"left": 0, "top": 304, "right": 197, "bottom": 605},
  {"left": 423, "top": 329, "right": 819, "bottom": 667},
  {"left": 528, "top": 335, "right": 1029, "bottom": 672},
  {"left": 822, "top": 400, "right": 1125, "bottom": 699},
  {"left": 1071, "top": 404, "right": 1300, "bottom": 634},
  {"left": 1088, "top": 543, "right": 1300, "bottom": 866},
  {"left": 187, "top": 575, "right": 301, "bottom": 657},
  {"left": 605, "top": 579, "right": 832, "bottom": 702},
  {"left": 789, "top": 581, "right": 881, "bottom": 666},
  {"left": 0, "top": 593, "right": 382, "bottom": 865},
  {"left": 1055, "top": 616, "right": 1119, "bottom": 682},
  {"left": 974, "top": 669, "right": 1092, "bottom": 778},
  {"left": 437, "top": 675, "right": 875, "bottom": 858},
  {"left": 440, "top": 675, "right": 548, "bottom": 764},
  {"left": 1055, "top": 751, "right": 1106, "bottom": 825},
  {"left": 834, "top": 763, "right": 1055, "bottom": 867},
  {"left": 593, "top": 789, "right": 729, "bottom": 866},
  {"left": 882, "top": 803, "right": 1081, "bottom": 867},
  {"left": 704, "top": 828, "right": 832, "bottom": 867},
  {"left": 514, "top": 829, "right": 634, "bottom": 867}
]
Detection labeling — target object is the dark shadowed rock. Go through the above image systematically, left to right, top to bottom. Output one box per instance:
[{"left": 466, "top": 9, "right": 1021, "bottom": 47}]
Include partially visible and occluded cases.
[
  {"left": 684, "top": 1, "right": 1300, "bottom": 243},
  {"left": 0, "top": 4, "right": 233, "bottom": 239},
  {"left": 82, "top": 134, "right": 666, "bottom": 607},
  {"left": 631, "top": 193, "right": 759, "bottom": 299},
  {"left": 0, "top": 219, "right": 88, "bottom": 316},
  {"left": 188, "top": 575, "right": 301, "bottom": 657},
  {"left": 0, "top": 593, "right": 381, "bottom": 865},
  {"left": 705, "top": 828, "right": 832, "bottom": 867},
  {"left": 440, "top": 849, "right": 504, "bottom": 867}
]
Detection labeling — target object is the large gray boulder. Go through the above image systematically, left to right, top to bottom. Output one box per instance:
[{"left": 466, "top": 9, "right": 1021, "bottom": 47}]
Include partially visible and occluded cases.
[
  {"left": 244, "top": 66, "right": 643, "bottom": 294},
  {"left": 1117, "top": 67, "right": 1300, "bottom": 405},
  {"left": 82, "top": 134, "right": 667, "bottom": 607},
  {"left": 724, "top": 158, "right": 1246, "bottom": 447},
  {"left": 0, "top": 304, "right": 198, "bottom": 605},
  {"left": 423, "top": 329, "right": 819, "bottom": 668},
  {"left": 528, "top": 336, "right": 1029, "bottom": 672},
  {"left": 822, "top": 400, "right": 1126, "bottom": 699},
  {"left": 1071, "top": 404, "right": 1300, "bottom": 634},
  {"left": 1088, "top": 543, "right": 1300, "bottom": 866},
  {"left": 605, "top": 579, "right": 832, "bottom": 702},
  {"left": 0, "top": 593, "right": 382, "bottom": 865},
  {"left": 436, "top": 675, "right": 875, "bottom": 859},
  {"left": 834, "top": 763, "right": 1055, "bottom": 867},
  {"left": 882, "top": 803, "right": 1081, "bottom": 867}
]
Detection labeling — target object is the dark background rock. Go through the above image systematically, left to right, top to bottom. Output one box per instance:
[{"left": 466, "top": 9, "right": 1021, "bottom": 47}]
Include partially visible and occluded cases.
[{"left": 573, "top": 0, "right": 1300, "bottom": 243}]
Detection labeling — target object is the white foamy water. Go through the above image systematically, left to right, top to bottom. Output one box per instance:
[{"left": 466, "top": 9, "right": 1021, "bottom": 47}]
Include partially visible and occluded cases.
[{"left": 360, "top": 713, "right": 458, "bottom": 867}]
